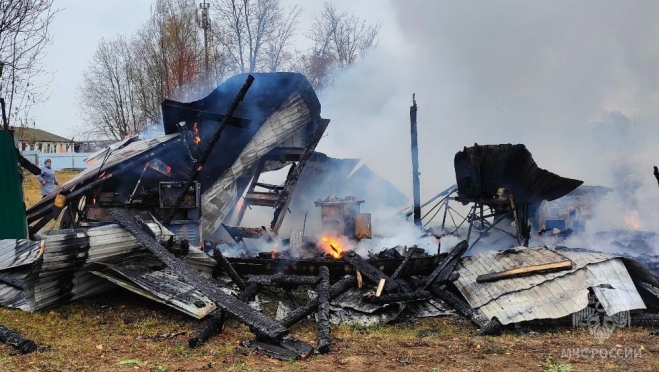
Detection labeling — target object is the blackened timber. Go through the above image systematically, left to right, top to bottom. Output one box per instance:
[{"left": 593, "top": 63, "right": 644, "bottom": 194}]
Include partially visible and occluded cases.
[
  {"left": 163, "top": 74, "right": 255, "bottom": 226},
  {"left": 270, "top": 119, "right": 330, "bottom": 233},
  {"left": 654, "top": 166, "right": 659, "bottom": 188},
  {"left": 111, "top": 210, "right": 288, "bottom": 340},
  {"left": 416, "top": 240, "right": 468, "bottom": 291},
  {"left": 391, "top": 247, "right": 414, "bottom": 280},
  {"left": 212, "top": 248, "right": 247, "bottom": 290},
  {"left": 342, "top": 251, "right": 400, "bottom": 293},
  {"left": 316, "top": 266, "right": 331, "bottom": 354},
  {"left": 247, "top": 274, "right": 320, "bottom": 286},
  {"left": 279, "top": 275, "right": 355, "bottom": 328},
  {"left": 189, "top": 282, "right": 260, "bottom": 348},
  {"left": 238, "top": 282, "right": 260, "bottom": 302},
  {"left": 365, "top": 290, "right": 431, "bottom": 304},
  {"left": 188, "top": 310, "right": 225, "bottom": 348},
  {"left": 0, "top": 325, "right": 37, "bottom": 354},
  {"left": 280, "top": 337, "right": 314, "bottom": 360},
  {"left": 242, "top": 339, "right": 299, "bottom": 360}
]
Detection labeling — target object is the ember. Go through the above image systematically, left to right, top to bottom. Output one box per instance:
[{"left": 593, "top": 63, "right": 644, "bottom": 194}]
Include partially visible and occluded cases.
[
  {"left": 192, "top": 122, "right": 201, "bottom": 145},
  {"left": 625, "top": 210, "right": 641, "bottom": 230}
]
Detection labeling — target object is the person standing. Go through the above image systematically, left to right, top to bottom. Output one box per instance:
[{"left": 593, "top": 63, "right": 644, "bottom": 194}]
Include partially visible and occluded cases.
[{"left": 37, "top": 159, "right": 58, "bottom": 198}]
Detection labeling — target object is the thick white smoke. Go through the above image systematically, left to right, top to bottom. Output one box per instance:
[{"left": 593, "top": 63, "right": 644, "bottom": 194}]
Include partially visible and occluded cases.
[{"left": 309, "top": 0, "right": 659, "bottom": 254}]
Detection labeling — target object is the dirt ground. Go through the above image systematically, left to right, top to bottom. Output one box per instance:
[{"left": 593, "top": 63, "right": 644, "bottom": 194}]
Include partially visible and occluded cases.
[
  {"left": 7, "top": 171, "right": 658, "bottom": 372},
  {"left": 0, "top": 292, "right": 657, "bottom": 372}
]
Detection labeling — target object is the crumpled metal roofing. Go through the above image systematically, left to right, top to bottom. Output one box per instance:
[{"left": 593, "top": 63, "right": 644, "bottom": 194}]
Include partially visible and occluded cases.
[
  {"left": 454, "top": 144, "right": 583, "bottom": 206},
  {"left": 453, "top": 247, "right": 646, "bottom": 324}
]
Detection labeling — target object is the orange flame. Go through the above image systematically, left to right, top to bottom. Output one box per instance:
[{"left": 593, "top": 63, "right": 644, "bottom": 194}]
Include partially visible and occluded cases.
[
  {"left": 192, "top": 123, "right": 201, "bottom": 145},
  {"left": 624, "top": 210, "right": 641, "bottom": 230},
  {"left": 319, "top": 236, "right": 346, "bottom": 259},
  {"left": 271, "top": 250, "right": 276, "bottom": 259}
]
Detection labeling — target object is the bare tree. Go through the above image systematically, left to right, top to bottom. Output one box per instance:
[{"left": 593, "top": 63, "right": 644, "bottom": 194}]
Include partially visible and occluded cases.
[
  {"left": 0, "top": 0, "right": 58, "bottom": 127},
  {"left": 80, "top": 0, "right": 220, "bottom": 139},
  {"left": 212, "top": 0, "right": 301, "bottom": 73},
  {"left": 298, "top": 2, "right": 381, "bottom": 89},
  {"left": 309, "top": 3, "right": 381, "bottom": 65},
  {"left": 78, "top": 37, "right": 144, "bottom": 140}
]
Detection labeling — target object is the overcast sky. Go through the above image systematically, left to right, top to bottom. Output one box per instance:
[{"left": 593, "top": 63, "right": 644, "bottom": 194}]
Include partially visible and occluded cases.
[{"left": 32, "top": 0, "right": 659, "bottom": 209}]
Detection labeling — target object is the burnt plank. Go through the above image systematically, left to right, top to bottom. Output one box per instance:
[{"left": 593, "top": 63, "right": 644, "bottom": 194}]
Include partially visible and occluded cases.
[
  {"left": 111, "top": 209, "right": 288, "bottom": 340},
  {"left": 416, "top": 240, "right": 468, "bottom": 291},
  {"left": 391, "top": 247, "right": 415, "bottom": 280},
  {"left": 212, "top": 248, "right": 247, "bottom": 290},
  {"left": 342, "top": 252, "right": 400, "bottom": 293},
  {"left": 476, "top": 260, "right": 573, "bottom": 283},
  {"left": 316, "top": 266, "right": 331, "bottom": 354},
  {"left": 247, "top": 274, "right": 320, "bottom": 286},
  {"left": 428, "top": 284, "right": 500, "bottom": 336},
  {"left": 364, "top": 290, "right": 432, "bottom": 304},
  {"left": 188, "top": 310, "right": 225, "bottom": 348}
]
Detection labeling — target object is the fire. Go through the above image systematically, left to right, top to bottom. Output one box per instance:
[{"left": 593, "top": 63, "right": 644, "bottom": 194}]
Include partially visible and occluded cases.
[
  {"left": 192, "top": 123, "right": 201, "bottom": 145},
  {"left": 624, "top": 210, "right": 641, "bottom": 230},
  {"left": 319, "top": 236, "right": 346, "bottom": 259}
]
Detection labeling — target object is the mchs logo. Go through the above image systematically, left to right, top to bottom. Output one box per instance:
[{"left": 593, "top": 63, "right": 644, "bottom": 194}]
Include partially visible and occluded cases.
[{"left": 572, "top": 292, "right": 629, "bottom": 343}]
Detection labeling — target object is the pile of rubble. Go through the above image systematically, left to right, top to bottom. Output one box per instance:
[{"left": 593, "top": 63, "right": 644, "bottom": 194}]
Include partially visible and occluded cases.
[{"left": 2, "top": 72, "right": 659, "bottom": 360}]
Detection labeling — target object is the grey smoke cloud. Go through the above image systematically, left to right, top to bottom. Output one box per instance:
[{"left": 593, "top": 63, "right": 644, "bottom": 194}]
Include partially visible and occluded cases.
[{"left": 315, "top": 0, "right": 659, "bottom": 205}]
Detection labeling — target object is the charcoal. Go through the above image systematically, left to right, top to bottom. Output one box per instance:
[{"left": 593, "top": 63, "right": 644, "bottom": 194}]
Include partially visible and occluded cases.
[
  {"left": 416, "top": 240, "right": 468, "bottom": 291},
  {"left": 212, "top": 247, "right": 246, "bottom": 290},
  {"left": 364, "top": 290, "right": 431, "bottom": 304},
  {"left": 188, "top": 310, "right": 225, "bottom": 348},
  {"left": 0, "top": 325, "right": 37, "bottom": 354}
]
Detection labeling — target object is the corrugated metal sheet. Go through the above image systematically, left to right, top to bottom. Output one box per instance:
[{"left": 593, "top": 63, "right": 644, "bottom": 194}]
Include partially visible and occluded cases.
[
  {"left": 201, "top": 93, "right": 319, "bottom": 237},
  {"left": 27, "top": 134, "right": 180, "bottom": 212},
  {"left": 454, "top": 144, "right": 583, "bottom": 204},
  {"left": 0, "top": 222, "right": 177, "bottom": 311},
  {"left": 454, "top": 247, "right": 646, "bottom": 324},
  {"left": 92, "top": 263, "right": 217, "bottom": 319}
]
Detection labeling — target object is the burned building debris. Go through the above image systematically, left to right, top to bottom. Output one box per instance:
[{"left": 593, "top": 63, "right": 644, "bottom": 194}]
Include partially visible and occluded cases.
[{"left": 4, "top": 71, "right": 659, "bottom": 361}]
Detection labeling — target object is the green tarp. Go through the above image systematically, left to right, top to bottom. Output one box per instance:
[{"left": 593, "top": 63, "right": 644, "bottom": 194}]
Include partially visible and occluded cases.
[{"left": 0, "top": 130, "right": 27, "bottom": 239}]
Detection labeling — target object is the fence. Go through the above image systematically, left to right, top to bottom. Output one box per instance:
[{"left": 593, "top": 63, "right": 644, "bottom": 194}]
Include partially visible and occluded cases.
[{"left": 21, "top": 151, "right": 94, "bottom": 171}]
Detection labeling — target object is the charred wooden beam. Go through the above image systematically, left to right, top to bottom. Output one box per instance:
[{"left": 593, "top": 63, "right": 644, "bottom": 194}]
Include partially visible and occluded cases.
[
  {"left": 163, "top": 75, "right": 255, "bottom": 226},
  {"left": 270, "top": 119, "right": 330, "bottom": 233},
  {"left": 654, "top": 166, "right": 659, "bottom": 188},
  {"left": 111, "top": 209, "right": 288, "bottom": 341},
  {"left": 221, "top": 224, "right": 272, "bottom": 242},
  {"left": 416, "top": 240, "right": 468, "bottom": 291},
  {"left": 391, "top": 247, "right": 414, "bottom": 280},
  {"left": 211, "top": 248, "right": 246, "bottom": 290},
  {"left": 342, "top": 251, "right": 400, "bottom": 293},
  {"left": 476, "top": 260, "right": 572, "bottom": 283},
  {"left": 316, "top": 266, "right": 331, "bottom": 354},
  {"left": 247, "top": 274, "right": 320, "bottom": 286},
  {"left": 279, "top": 275, "right": 355, "bottom": 329},
  {"left": 238, "top": 282, "right": 260, "bottom": 302},
  {"left": 365, "top": 290, "right": 431, "bottom": 304},
  {"left": 188, "top": 310, "right": 225, "bottom": 348},
  {"left": 632, "top": 312, "right": 659, "bottom": 327},
  {"left": 0, "top": 325, "right": 37, "bottom": 354},
  {"left": 280, "top": 337, "right": 314, "bottom": 360},
  {"left": 242, "top": 338, "right": 299, "bottom": 360}
]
